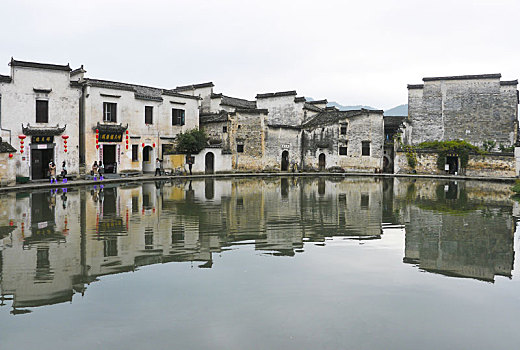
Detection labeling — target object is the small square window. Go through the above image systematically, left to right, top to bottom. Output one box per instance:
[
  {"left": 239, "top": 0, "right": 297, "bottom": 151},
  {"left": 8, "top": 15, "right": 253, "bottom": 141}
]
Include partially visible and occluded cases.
[
  {"left": 103, "top": 102, "right": 117, "bottom": 122},
  {"left": 145, "top": 106, "right": 153, "bottom": 124},
  {"left": 172, "top": 109, "right": 185, "bottom": 125},
  {"left": 340, "top": 125, "right": 347, "bottom": 135},
  {"left": 223, "top": 126, "right": 228, "bottom": 133},
  {"left": 362, "top": 141, "right": 370, "bottom": 156},
  {"left": 237, "top": 144, "right": 244, "bottom": 153},
  {"left": 339, "top": 146, "right": 347, "bottom": 155}
]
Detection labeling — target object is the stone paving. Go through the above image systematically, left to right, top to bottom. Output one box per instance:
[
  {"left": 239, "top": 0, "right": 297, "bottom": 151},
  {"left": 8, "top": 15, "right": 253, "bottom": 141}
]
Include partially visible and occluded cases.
[{"left": 0, "top": 172, "right": 516, "bottom": 193}]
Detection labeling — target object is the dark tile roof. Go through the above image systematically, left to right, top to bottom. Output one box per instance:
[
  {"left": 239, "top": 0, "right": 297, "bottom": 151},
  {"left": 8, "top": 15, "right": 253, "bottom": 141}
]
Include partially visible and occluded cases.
[
  {"left": 9, "top": 58, "right": 71, "bottom": 72},
  {"left": 70, "top": 65, "right": 86, "bottom": 76},
  {"left": 422, "top": 73, "right": 501, "bottom": 82},
  {"left": 0, "top": 74, "right": 12, "bottom": 83},
  {"left": 85, "top": 78, "right": 200, "bottom": 100},
  {"left": 500, "top": 80, "right": 518, "bottom": 86},
  {"left": 174, "top": 82, "right": 214, "bottom": 92},
  {"left": 407, "top": 84, "right": 424, "bottom": 89},
  {"left": 256, "top": 90, "right": 297, "bottom": 99},
  {"left": 221, "top": 95, "right": 256, "bottom": 109},
  {"left": 294, "top": 97, "right": 306, "bottom": 103},
  {"left": 308, "top": 99, "right": 327, "bottom": 105},
  {"left": 303, "top": 102, "right": 323, "bottom": 112},
  {"left": 233, "top": 108, "right": 269, "bottom": 114},
  {"left": 303, "top": 109, "right": 379, "bottom": 129},
  {"left": 200, "top": 111, "right": 228, "bottom": 124},
  {"left": 384, "top": 115, "right": 406, "bottom": 129},
  {"left": 93, "top": 122, "right": 128, "bottom": 133},
  {"left": 22, "top": 124, "right": 66, "bottom": 136},
  {"left": 267, "top": 124, "right": 301, "bottom": 130},
  {"left": 0, "top": 139, "right": 16, "bottom": 153}
]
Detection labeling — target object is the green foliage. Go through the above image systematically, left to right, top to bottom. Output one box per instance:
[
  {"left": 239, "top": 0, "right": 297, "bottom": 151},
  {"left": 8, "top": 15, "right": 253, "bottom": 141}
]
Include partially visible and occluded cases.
[
  {"left": 175, "top": 129, "right": 208, "bottom": 154},
  {"left": 417, "top": 140, "right": 482, "bottom": 170},
  {"left": 482, "top": 140, "right": 496, "bottom": 152},
  {"left": 499, "top": 143, "right": 514, "bottom": 153},
  {"left": 403, "top": 145, "right": 417, "bottom": 169},
  {"left": 511, "top": 179, "right": 520, "bottom": 194}
]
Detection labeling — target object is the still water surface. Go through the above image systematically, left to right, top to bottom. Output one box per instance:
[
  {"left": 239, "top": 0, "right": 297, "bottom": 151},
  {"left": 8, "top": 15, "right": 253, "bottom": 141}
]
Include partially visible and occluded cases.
[{"left": 1, "top": 177, "right": 519, "bottom": 349}]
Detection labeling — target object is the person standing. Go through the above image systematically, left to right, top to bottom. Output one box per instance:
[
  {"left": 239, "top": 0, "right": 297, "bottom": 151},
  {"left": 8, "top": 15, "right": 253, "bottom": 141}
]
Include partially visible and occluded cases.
[
  {"left": 155, "top": 158, "right": 162, "bottom": 176},
  {"left": 49, "top": 161, "right": 57, "bottom": 184},
  {"left": 92, "top": 161, "right": 99, "bottom": 180},
  {"left": 98, "top": 161, "right": 104, "bottom": 180}
]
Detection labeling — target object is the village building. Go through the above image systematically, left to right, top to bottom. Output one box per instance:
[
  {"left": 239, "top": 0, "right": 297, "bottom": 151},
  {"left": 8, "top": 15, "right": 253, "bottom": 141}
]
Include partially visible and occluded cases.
[
  {"left": 0, "top": 59, "right": 82, "bottom": 182},
  {"left": 397, "top": 73, "right": 519, "bottom": 176},
  {"left": 78, "top": 76, "right": 200, "bottom": 175},
  {"left": 302, "top": 108, "right": 385, "bottom": 172}
]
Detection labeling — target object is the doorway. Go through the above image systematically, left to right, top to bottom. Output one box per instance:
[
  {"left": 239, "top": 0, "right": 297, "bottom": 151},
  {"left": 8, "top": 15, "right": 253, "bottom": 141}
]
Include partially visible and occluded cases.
[
  {"left": 103, "top": 145, "right": 117, "bottom": 174},
  {"left": 142, "top": 146, "right": 154, "bottom": 172},
  {"left": 31, "top": 148, "right": 54, "bottom": 180},
  {"left": 281, "top": 151, "right": 289, "bottom": 171},
  {"left": 205, "top": 152, "right": 215, "bottom": 174},
  {"left": 318, "top": 153, "right": 326, "bottom": 171},
  {"left": 446, "top": 156, "right": 458, "bottom": 174}
]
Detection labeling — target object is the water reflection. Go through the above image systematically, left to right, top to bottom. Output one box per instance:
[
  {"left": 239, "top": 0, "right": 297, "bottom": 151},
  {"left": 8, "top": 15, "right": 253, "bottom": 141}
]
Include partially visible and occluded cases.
[{"left": 0, "top": 177, "right": 517, "bottom": 314}]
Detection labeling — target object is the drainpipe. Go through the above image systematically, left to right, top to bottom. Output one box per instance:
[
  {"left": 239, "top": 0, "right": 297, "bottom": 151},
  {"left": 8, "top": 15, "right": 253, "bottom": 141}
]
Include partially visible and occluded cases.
[{"left": 0, "top": 94, "right": 12, "bottom": 144}]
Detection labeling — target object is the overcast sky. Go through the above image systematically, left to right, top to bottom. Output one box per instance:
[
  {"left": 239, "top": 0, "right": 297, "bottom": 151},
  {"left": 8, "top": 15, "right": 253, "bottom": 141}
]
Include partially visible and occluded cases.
[{"left": 1, "top": 0, "right": 518, "bottom": 110}]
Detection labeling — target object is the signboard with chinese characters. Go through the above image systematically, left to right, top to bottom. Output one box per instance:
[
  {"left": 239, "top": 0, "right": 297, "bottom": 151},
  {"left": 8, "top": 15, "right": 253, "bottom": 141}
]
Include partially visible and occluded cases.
[
  {"left": 99, "top": 132, "right": 123, "bottom": 142},
  {"left": 31, "top": 136, "right": 54, "bottom": 144}
]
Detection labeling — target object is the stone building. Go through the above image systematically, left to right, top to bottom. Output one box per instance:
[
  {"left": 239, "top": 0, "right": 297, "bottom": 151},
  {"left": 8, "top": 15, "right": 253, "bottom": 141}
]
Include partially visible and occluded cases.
[
  {"left": 0, "top": 59, "right": 82, "bottom": 181},
  {"left": 397, "top": 73, "right": 519, "bottom": 176},
  {"left": 407, "top": 74, "right": 518, "bottom": 148},
  {"left": 302, "top": 108, "right": 385, "bottom": 172}
]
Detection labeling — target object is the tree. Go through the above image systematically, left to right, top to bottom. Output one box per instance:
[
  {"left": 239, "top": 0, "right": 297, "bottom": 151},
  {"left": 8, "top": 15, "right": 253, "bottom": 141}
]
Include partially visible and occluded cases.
[{"left": 175, "top": 129, "right": 208, "bottom": 154}]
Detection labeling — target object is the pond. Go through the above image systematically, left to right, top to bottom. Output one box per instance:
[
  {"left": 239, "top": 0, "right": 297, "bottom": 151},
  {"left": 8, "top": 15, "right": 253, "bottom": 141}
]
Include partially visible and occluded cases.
[{"left": 0, "top": 177, "right": 519, "bottom": 349}]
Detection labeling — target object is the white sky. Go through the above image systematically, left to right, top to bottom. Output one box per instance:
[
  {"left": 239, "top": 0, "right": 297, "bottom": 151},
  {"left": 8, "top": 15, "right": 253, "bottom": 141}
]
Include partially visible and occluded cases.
[{"left": 1, "top": 0, "right": 518, "bottom": 110}]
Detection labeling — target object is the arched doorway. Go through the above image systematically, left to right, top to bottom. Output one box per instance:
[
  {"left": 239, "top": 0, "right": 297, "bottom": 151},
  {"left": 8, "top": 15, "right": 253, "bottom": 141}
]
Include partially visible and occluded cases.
[
  {"left": 142, "top": 146, "right": 154, "bottom": 173},
  {"left": 281, "top": 151, "right": 289, "bottom": 171},
  {"left": 205, "top": 152, "right": 215, "bottom": 174},
  {"left": 318, "top": 153, "right": 326, "bottom": 171}
]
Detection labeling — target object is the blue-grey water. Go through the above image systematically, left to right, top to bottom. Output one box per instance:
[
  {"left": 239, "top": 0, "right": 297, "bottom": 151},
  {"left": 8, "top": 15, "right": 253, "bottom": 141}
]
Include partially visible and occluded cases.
[{"left": 1, "top": 177, "right": 519, "bottom": 349}]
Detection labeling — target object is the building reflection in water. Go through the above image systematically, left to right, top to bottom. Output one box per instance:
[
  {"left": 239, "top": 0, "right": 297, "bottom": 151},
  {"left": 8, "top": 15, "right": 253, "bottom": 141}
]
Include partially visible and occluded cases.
[{"left": 0, "top": 177, "right": 516, "bottom": 314}]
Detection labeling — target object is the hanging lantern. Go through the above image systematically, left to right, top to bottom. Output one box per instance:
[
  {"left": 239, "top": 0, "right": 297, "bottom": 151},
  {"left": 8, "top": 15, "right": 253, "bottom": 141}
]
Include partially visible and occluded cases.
[
  {"left": 96, "top": 129, "right": 99, "bottom": 133},
  {"left": 126, "top": 130, "right": 129, "bottom": 134},
  {"left": 18, "top": 135, "right": 26, "bottom": 140},
  {"left": 18, "top": 135, "right": 26, "bottom": 154},
  {"left": 20, "top": 140, "right": 24, "bottom": 145},
  {"left": 153, "top": 142, "right": 156, "bottom": 148},
  {"left": 142, "top": 143, "right": 145, "bottom": 147},
  {"left": 96, "top": 145, "right": 99, "bottom": 149},
  {"left": 64, "top": 149, "right": 68, "bottom": 152},
  {"left": 8, "top": 153, "right": 13, "bottom": 158}
]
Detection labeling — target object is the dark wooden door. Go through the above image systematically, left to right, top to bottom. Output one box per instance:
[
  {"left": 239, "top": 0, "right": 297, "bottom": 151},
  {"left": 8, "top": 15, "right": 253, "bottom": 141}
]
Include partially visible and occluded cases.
[
  {"left": 281, "top": 151, "right": 289, "bottom": 171},
  {"left": 205, "top": 152, "right": 214, "bottom": 174}
]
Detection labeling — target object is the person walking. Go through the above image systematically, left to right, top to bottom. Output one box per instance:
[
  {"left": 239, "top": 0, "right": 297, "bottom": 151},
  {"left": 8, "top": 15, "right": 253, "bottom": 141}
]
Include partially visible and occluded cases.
[
  {"left": 187, "top": 156, "right": 193, "bottom": 175},
  {"left": 155, "top": 158, "right": 162, "bottom": 176},
  {"left": 49, "top": 161, "right": 57, "bottom": 184},
  {"left": 61, "top": 161, "right": 68, "bottom": 183}
]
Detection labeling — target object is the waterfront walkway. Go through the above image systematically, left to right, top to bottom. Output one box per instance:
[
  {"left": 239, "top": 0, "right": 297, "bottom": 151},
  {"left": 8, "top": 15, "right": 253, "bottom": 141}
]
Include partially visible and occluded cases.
[{"left": 0, "top": 172, "right": 516, "bottom": 193}]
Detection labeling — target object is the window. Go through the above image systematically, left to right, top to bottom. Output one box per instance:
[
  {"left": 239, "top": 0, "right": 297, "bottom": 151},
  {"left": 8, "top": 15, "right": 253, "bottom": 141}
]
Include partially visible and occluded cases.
[
  {"left": 36, "top": 100, "right": 48, "bottom": 123},
  {"left": 103, "top": 102, "right": 117, "bottom": 122},
  {"left": 145, "top": 106, "right": 153, "bottom": 124},
  {"left": 172, "top": 109, "right": 185, "bottom": 125},
  {"left": 223, "top": 125, "right": 228, "bottom": 133},
  {"left": 340, "top": 125, "right": 347, "bottom": 135},
  {"left": 362, "top": 141, "right": 370, "bottom": 156},
  {"left": 237, "top": 144, "right": 244, "bottom": 153},
  {"left": 132, "top": 145, "right": 138, "bottom": 161},
  {"left": 339, "top": 146, "right": 348, "bottom": 155},
  {"left": 361, "top": 194, "right": 369, "bottom": 209}
]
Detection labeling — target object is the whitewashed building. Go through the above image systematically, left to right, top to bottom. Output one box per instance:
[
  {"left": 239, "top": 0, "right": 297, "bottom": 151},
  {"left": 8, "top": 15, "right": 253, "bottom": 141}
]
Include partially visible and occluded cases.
[{"left": 0, "top": 59, "right": 82, "bottom": 181}]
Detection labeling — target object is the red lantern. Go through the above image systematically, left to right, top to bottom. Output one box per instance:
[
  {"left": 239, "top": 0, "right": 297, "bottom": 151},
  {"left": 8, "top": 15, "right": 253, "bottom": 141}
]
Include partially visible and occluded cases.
[
  {"left": 96, "top": 129, "right": 99, "bottom": 133},
  {"left": 126, "top": 130, "right": 129, "bottom": 134},
  {"left": 18, "top": 135, "right": 26, "bottom": 140},
  {"left": 20, "top": 140, "right": 24, "bottom": 145},
  {"left": 64, "top": 140, "right": 67, "bottom": 144},
  {"left": 142, "top": 143, "right": 145, "bottom": 147},
  {"left": 153, "top": 143, "right": 156, "bottom": 148},
  {"left": 20, "top": 145, "right": 24, "bottom": 149},
  {"left": 96, "top": 145, "right": 99, "bottom": 149},
  {"left": 126, "top": 145, "right": 128, "bottom": 150},
  {"left": 64, "top": 149, "right": 68, "bottom": 152},
  {"left": 20, "top": 150, "right": 24, "bottom": 154},
  {"left": 8, "top": 153, "right": 13, "bottom": 158}
]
